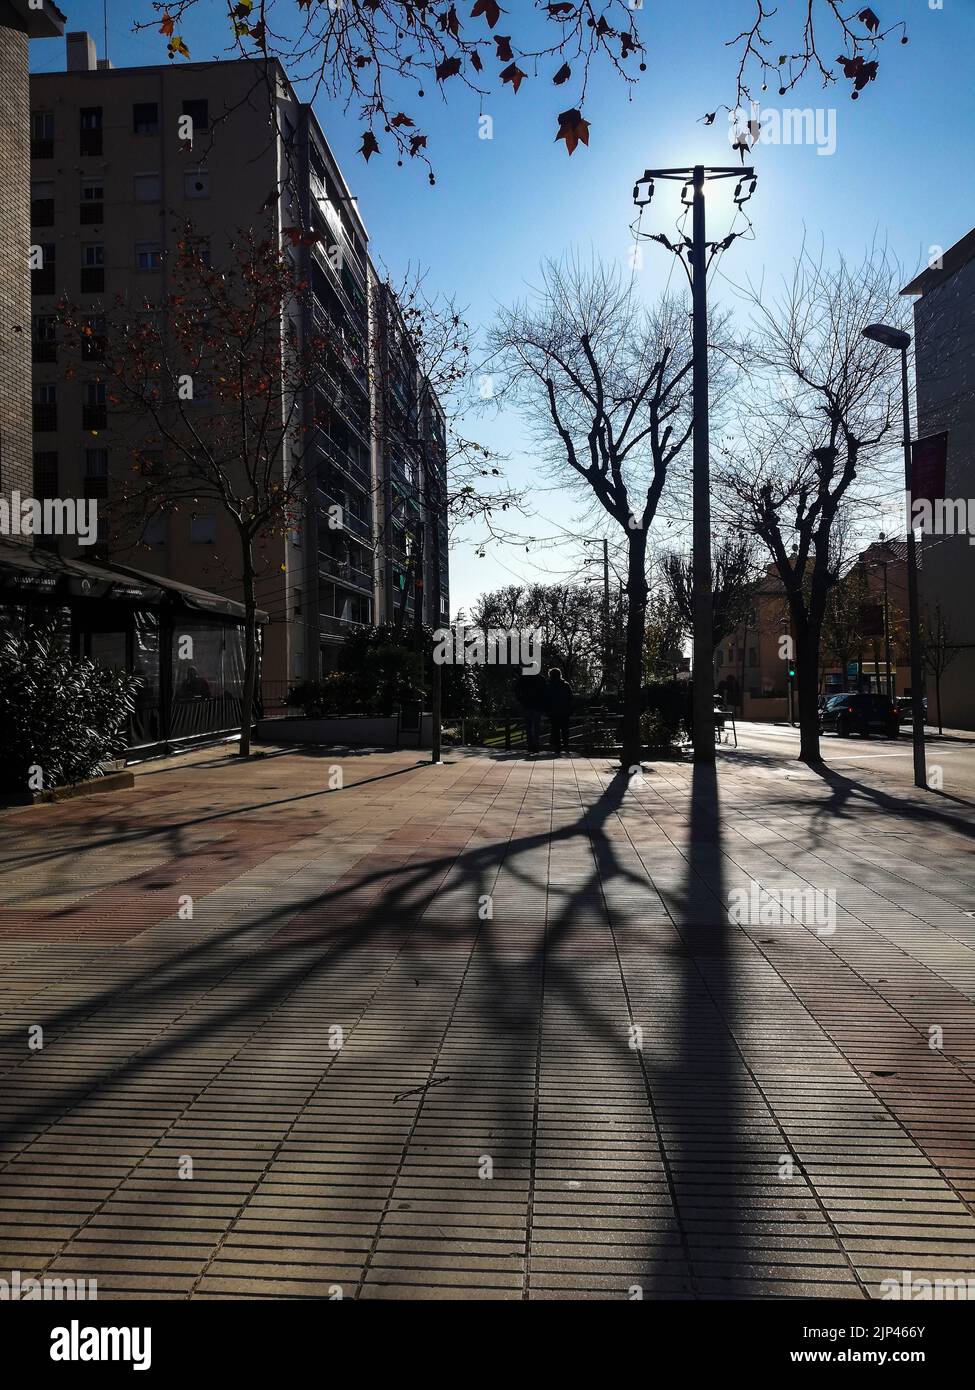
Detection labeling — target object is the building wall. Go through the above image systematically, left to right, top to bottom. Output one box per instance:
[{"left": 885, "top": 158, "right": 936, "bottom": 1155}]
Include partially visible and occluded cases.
[
  {"left": 0, "top": 27, "right": 32, "bottom": 517},
  {"left": 912, "top": 254, "right": 975, "bottom": 729}
]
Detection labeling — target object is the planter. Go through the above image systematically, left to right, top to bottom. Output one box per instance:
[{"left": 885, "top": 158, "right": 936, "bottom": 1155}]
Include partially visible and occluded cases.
[{"left": 0, "top": 769, "right": 135, "bottom": 808}]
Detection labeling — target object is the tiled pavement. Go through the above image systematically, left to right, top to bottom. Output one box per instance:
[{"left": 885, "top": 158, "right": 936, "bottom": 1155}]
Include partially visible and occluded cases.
[{"left": 1, "top": 744, "right": 975, "bottom": 1300}]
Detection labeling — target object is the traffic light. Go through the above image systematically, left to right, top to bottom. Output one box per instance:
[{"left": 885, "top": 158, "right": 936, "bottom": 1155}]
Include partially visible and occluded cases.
[{"left": 788, "top": 662, "right": 796, "bottom": 679}]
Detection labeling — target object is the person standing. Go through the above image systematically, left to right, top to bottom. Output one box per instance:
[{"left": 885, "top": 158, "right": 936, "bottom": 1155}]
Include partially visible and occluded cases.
[
  {"left": 546, "top": 667, "right": 573, "bottom": 756},
  {"left": 513, "top": 672, "right": 549, "bottom": 755}
]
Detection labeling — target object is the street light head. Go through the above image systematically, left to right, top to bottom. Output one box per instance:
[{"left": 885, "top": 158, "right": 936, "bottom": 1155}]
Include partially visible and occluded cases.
[{"left": 862, "top": 323, "right": 911, "bottom": 351}]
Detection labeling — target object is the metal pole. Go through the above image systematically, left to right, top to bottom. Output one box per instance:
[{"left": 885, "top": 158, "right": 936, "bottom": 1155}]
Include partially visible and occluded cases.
[
  {"left": 690, "top": 164, "right": 714, "bottom": 762},
  {"left": 902, "top": 347, "right": 926, "bottom": 789},
  {"left": 602, "top": 538, "right": 611, "bottom": 693},
  {"left": 882, "top": 558, "right": 893, "bottom": 697}
]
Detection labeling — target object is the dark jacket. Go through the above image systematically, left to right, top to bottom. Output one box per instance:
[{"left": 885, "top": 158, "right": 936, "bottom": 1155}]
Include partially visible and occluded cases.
[
  {"left": 513, "top": 673, "right": 549, "bottom": 713},
  {"left": 546, "top": 674, "right": 573, "bottom": 717}
]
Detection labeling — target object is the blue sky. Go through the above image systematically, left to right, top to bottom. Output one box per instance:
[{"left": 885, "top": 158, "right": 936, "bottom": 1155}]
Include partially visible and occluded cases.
[{"left": 32, "top": 1, "right": 975, "bottom": 613}]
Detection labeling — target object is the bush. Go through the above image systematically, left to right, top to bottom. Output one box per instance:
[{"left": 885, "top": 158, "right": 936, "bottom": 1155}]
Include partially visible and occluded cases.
[
  {"left": 0, "top": 623, "right": 140, "bottom": 794},
  {"left": 286, "top": 673, "right": 357, "bottom": 718},
  {"left": 641, "top": 680, "right": 693, "bottom": 746}
]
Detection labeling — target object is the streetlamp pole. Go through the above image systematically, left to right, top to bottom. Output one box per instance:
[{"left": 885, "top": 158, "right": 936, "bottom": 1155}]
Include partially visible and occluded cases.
[
  {"left": 633, "top": 164, "right": 756, "bottom": 763},
  {"left": 862, "top": 324, "right": 926, "bottom": 789},
  {"left": 901, "top": 345, "right": 927, "bottom": 789}
]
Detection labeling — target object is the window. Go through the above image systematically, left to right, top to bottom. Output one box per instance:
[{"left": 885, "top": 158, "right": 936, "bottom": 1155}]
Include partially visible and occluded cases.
[
  {"left": 181, "top": 98, "right": 209, "bottom": 130},
  {"left": 133, "top": 102, "right": 159, "bottom": 135},
  {"left": 80, "top": 107, "right": 102, "bottom": 155},
  {"left": 31, "top": 111, "right": 54, "bottom": 158},
  {"left": 183, "top": 168, "right": 209, "bottom": 199},
  {"left": 134, "top": 172, "right": 161, "bottom": 201},
  {"left": 80, "top": 177, "right": 104, "bottom": 224},
  {"left": 31, "top": 180, "right": 54, "bottom": 226},
  {"left": 31, "top": 242, "right": 56, "bottom": 292},
  {"left": 136, "top": 242, "right": 163, "bottom": 271},
  {"left": 81, "top": 244, "right": 105, "bottom": 292},
  {"left": 32, "top": 313, "right": 57, "bottom": 363},
  {"left": 82, "top": 317, "right": 106, "bottom": 362},
  {"left": 83, "top": 382, "right": 107, "bottom": 431},
  {"left": 33, "top": 383, "right": 57, "bottom": 431},
  {"left": 85, "top": 448, "right": 109, "bottom": 476},
  {"left": 33, "top": 451, "right": 58, "bottom": 497},
  {"left": 190, "top": 515, "right": 216, "bottom": 545},
  {"left": 141, "top": 516, "right": 166, "bottom": 546},
  {"left": 748, "top": 647, "right": 758, "bottom": 667}
]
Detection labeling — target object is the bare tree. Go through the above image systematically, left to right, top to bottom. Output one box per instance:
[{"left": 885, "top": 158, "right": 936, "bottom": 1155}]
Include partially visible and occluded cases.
[
  {"left": 716, "top": 243, "right": 907, "bottom": 764},
  {"left": 488, "top": 258, "right": 705, "bottom": 769},
  {"left": 662, "top": 532, "right": 762, "bottom": 652},
  {"left": 921, "top": 601, "right": 959, "bottom": 735}
]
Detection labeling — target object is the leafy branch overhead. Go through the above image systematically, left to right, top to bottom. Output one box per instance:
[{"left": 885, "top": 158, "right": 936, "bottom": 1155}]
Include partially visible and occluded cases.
[{"left": 146, "top": 1, "right": 906, "bottom": 172}]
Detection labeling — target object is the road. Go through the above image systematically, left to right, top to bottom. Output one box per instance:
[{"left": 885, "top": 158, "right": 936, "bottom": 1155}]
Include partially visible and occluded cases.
[{"left": 729, "top": 720, "right": 975, "bottom": 800}]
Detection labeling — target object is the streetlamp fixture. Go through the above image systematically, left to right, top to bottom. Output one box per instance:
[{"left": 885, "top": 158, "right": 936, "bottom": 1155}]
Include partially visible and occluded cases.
[{"left": 862, "top": 323, "right": 926, "bottom": 789}]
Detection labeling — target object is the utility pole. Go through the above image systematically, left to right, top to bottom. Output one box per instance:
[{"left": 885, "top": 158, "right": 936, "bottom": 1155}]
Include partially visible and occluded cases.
[
  {"left": 633, "top": 165, "right": 756, "bottom": 762},
  {"left": 602, "top": 538, "right": 611, "bottom": 693}
]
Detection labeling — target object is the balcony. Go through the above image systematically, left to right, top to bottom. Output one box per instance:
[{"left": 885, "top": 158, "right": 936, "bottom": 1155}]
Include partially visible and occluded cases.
[
  {"left": 80, "top": 130, "right": 102, "bottom": 157},
  {"left": 31, "top": 138, "right": 53, "bottom": 160},
  {"left": 31, "top": 199, "right": 54, "bottom": 227},
  {"left": 80, "top": 202, "right": 104, "bottom": 225},
  {"left": 31, "top": 267, "right": 55, "bottom": 295},
  {"left": 80, "top": 268, "right": 105, "bottom": 293},
  {"left": 32, "top": 340, "right": 57, "bottom": 364},
  {"left": 33, "top": 404, "right": 57, "bottom": 432},
  {"left": 82, "top": 405, "right": 107, "bottom": 431},
  {"left": 315, "top": 431, "right": 370, "bottom": 491},
  {"left": 318, "top": 489, "right": 371, "bottom": 541},
  {"left": 319, "top": 552, "right": 372, "bottom": 592},
  {"left": 319, "top": 613, "right": 371, "bottom": 638}
]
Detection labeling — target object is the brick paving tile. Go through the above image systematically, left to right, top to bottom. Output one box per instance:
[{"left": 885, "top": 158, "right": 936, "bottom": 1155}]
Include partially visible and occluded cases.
[{"left": 1, "top": 745, "right": 975, "bottom": 1299}]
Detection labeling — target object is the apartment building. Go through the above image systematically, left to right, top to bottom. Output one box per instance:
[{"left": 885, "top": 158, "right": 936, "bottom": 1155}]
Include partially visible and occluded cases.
[
  {"left": 0, "top": 0, "right": 63, "bottom": 521},
  {"left": 29, "top": 34, "right": 448, "bottom": 689},
  {"left": 903, "top": 228, "right": 975, "bottom": 730}
]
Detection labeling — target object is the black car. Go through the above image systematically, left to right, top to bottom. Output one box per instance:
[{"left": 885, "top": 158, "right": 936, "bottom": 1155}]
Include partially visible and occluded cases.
[
  {"left": 819, "top": 692, "right": 900, "bottom": 738},
  {"left": 895, "top": 695, "right": 928, "bottom": 724}
]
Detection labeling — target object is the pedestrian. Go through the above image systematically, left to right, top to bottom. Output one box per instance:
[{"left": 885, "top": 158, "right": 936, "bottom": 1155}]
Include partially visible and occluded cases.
[
  {"left": 546, "top": 667, "right": 573, "bottom": 756},
  {"left": 513, "top": 671, "right": 549, "bottom": 755}
]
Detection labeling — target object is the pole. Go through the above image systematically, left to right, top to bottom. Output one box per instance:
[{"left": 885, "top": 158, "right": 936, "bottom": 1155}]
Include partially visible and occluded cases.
[
  {"left": 690, "top": 165, "right": 714, "bottom": 762},
  {"left": 902, "top": 347, "right": 926, "bottom": 789},
  {"left": 602, "top": 538, "right": 611, "bottom": 694},
  {"left": 882, "top": 558, "right": 893, "bottom": 697}
]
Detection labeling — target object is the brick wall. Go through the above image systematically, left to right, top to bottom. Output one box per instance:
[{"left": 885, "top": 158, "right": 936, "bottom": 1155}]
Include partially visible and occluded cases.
[{"left": 0, "top": 26, "right": 32, "bottom": 527}]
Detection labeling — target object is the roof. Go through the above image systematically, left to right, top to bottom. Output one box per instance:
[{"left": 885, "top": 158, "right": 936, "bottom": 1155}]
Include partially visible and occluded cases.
[
  {"left": 0, "top": 0, "right": 65, "bottom": 38},
  {"left": 902, "top": 227, "right": 975, "bottom": 296},
  {"left": 0, "top": 540, "right": 266, "bottom": 622}
]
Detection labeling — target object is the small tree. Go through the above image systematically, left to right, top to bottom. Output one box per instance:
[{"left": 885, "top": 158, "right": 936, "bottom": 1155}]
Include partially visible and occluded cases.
[
  {"left": 61, "top": 228, "right": 334, "bottom": 757},
  {"left": 717, "top": 244, "right": 906, "bottom": 764},
  {"left": 489, "top": 259, "right": 705, "bottom": 769},
  {"left": 922, "top": 602, "right": 959, "bottom": 735}
]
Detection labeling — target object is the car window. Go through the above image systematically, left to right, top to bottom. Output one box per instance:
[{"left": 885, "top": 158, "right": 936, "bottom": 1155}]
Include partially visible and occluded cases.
[{"left": 826, "top": 695, "right": 847, "bottom": 708}]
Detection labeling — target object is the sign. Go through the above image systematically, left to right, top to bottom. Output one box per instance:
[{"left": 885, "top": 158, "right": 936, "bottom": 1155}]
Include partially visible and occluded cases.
[
  {"left": 911, "top": 431, "right": 948, "bottom": 508},
  {"left": 847, "top": 660, "right": 859, "bottom": 677}
]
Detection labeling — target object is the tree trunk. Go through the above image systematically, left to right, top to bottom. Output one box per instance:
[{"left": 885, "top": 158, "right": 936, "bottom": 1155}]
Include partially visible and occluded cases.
[
  {"left": 621, "top": 531, "right": 648, "bottom": 771},
  {"left": 239, "top": 555, "right": 259, "bottom": 758},
  {"left": 796, "top": 625, "right": 822, "bottom": 765},
  {"left": 936, "top": 668, "right": 943, "bottom": 736}
]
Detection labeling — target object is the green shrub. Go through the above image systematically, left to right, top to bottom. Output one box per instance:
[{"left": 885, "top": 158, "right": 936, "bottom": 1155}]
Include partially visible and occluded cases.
[
  {"left": 0, "top": 623, "right": 140, "bottom": 793},
  {"left": 642, "top": 680, "right": 693, "bottom": 746}
]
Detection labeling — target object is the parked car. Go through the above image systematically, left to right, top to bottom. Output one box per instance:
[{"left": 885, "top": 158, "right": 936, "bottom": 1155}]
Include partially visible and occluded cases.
[
  {"left": 819, "top": 692, "right": 900, "bottom": 738},
  {"left": 895, "top": 695, "right": 928, "bottom": 724}
]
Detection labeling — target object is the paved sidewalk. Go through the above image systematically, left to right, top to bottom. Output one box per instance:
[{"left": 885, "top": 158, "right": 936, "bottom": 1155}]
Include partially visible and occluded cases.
[{"left": 1, "top": 745, "right": 975, "bottom": 1299}]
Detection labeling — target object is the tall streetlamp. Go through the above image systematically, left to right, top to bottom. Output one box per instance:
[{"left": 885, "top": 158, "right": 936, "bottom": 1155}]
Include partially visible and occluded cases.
[{"left": 862, "top": 323, "right": 926, "bottom": 789}]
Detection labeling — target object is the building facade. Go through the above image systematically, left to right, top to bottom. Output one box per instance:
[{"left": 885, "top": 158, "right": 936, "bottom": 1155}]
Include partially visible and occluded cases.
[
  {"left": 0, "top": 1, "right": 63, "bottom": 524},
  {"left": 29, "top": 35, "right": 448, "bottom": 692},
  {"left": 903, "top": 229, "right": 975, "bottom": 730}
]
